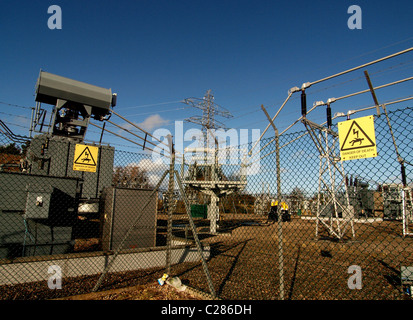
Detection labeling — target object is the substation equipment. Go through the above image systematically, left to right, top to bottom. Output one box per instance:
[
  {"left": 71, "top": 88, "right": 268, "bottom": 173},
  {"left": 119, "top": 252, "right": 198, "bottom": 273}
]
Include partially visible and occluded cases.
[
  {"left": 248, "top": 47, "right": 413, "bottom": 240},
  {"left": 0, "top": 71, "right": 157, "bottom": 259},
  {"left": 300, "top": 97, "right": 355, "bottom": 240},
  {"left": 181, "top": 147, "right": 247, "bottom": 234}
]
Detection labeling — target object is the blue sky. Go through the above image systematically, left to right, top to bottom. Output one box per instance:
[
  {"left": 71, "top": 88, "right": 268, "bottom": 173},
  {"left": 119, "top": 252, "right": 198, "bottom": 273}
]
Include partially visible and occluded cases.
[{"left": 1, "top": 0, "right": 413, "bottom": 153}]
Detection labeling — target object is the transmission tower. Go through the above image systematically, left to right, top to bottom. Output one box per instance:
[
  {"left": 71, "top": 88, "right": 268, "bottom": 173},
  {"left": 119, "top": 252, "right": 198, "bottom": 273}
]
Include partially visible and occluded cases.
[
  {"left": 182, "top": 88, "right": 233, "bottom": 187},
  {"left": 183, "top": 89, "right": 233, "bottom": 147},
  {"left": 182, "top": 90, "right": 245, "bottom": 234}
]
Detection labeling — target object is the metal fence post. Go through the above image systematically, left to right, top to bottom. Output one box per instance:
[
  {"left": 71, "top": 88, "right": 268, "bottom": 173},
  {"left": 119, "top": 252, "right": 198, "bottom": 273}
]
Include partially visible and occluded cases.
[
  {"left": 261, "top": 105, "right": 284, "bottom": 300},
  {"left": 275, "top": 121, "right": 285, "bottom": 300},
  {"left": 166, "top": 135, "right": 175, "bottom": 275},
  {"left": 174, "top": 170, "right": 217, "bottom": 298}
]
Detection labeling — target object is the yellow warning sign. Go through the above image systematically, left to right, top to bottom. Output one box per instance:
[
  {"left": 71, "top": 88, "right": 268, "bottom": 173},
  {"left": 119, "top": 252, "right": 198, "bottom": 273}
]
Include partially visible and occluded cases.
[
  {"left": 338, "top": 115, "right": 377, "bottom": 161},
  {"left": 73, "top": 144, "right": 99, "bottom": 172}
]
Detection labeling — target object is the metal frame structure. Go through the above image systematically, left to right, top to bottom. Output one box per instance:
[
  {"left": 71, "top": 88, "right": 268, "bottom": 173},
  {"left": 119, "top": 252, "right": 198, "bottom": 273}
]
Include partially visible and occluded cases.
[
  {"left": 246, "top": 47, "right": 413, "bottom": 240},
  {"left": 183, "top": 89, "right": 233, "bottom": 136},
  {"left": 180, "top": 90, "right": 248, "bottom": 234},
  {"left": 302, "top": 116, "right": 355, "bottom": 239},
  {"left": 181, "top": 146, "right": 247, "bottom": 234},
  {"left": 402, "top": 187, "right": 413, "bottom": 237}
]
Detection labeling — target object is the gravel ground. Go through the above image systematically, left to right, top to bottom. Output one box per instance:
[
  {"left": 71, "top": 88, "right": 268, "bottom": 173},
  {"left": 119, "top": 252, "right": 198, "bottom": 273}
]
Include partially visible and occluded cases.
[
  {"left": 1, "top": 215, "right": 412, "bottom": 300},
  {"left": 0, "top": 266, "right": 206, "bottom": 300},
  {"left": 57, "top": 283, "right": 201, "bottom": 300}
]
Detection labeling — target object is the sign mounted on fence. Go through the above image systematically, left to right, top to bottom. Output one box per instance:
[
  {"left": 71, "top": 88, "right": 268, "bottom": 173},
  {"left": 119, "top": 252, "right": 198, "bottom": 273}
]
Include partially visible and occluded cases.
[
  {"left": 338, "top": 115, "right": 377, "bottom": 161},
  {"left": 73, "top": 144, "right": 99, "bottom": 172}
]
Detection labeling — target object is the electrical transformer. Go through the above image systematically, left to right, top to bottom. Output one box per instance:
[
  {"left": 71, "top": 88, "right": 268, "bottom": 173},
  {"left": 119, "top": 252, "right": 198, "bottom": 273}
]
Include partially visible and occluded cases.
[{"left": 0, "top": 71, "right": 116, "bottom": 259}]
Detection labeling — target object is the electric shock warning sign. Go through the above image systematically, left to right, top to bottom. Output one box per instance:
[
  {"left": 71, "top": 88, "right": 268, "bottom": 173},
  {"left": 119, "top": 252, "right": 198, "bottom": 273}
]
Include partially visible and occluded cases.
[
  {"left": 338, "top": 115, "right": 377, "bottom": 161},
  {"left": 73, "top": 144, "right": 99, "bottom": 172}
]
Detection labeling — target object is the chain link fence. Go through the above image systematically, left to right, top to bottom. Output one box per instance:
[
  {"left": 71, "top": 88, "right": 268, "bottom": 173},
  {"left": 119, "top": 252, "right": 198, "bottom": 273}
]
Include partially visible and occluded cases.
[{"left": 0, "top": 106, "right": 412, "bottom": 300}]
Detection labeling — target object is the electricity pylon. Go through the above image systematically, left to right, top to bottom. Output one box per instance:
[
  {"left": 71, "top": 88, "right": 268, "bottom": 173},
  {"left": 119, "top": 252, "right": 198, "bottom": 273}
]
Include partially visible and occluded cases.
[{"left": 183, "top": 89, "right": 233, "bottom": 147}]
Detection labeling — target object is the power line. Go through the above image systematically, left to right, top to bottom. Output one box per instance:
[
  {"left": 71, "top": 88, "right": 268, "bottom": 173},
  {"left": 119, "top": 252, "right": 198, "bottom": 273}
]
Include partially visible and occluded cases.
[
  {"left": 212, "top": 37, "right": 413, "bottom": 107},
  {"left": 307, "top": 47, "right": 413, "bottom": 87},
  {"left": 224, "top": 58, "right": 413, "bottom": 125},
  {"left": 183, "top": 89, "right": 233, "bottom": 146},
  {"left": 119, "top": 100, "right": 185, "bottom": 110},
  {"left": 0, "top": 101, "right": 33, "bottom": 110},
  {"left": 121, "top": 106, "right": 189, "bottom": 117},
  {"left": 0, "top": 111, "right": 31, "bottom": 120},
  {"left": 0, "top": 120, "right": 30, "bottom": 130}
]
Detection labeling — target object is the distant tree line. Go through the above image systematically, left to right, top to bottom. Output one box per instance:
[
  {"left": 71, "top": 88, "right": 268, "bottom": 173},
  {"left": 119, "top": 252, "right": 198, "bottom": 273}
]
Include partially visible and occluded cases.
[
  {"left": 0, "top": 142, "right": 30, "bottom": 156},
  {"left": 112, "top": 165, "right": 149, "bottom": 189}
]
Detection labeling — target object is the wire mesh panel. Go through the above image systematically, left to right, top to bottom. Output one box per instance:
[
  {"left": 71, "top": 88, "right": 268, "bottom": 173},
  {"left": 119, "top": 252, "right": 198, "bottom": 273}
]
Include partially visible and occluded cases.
[
  {"left": 0, "top": 106, "right": 412, "bottom": 300},
  {"left": 167, "top": 106, "right": 413, "bottom": 300}
]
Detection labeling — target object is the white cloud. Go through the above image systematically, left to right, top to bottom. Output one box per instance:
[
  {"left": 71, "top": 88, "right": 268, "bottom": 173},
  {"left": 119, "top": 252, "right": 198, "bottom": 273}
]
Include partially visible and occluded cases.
[
  {"left": 118, "top": 114, "right": 170, "bottom": 135},
  {"left": 138, "top": 114, "right": 170, "bottom": 131},
  {"left": 119, "top": 158, "right": 170, "bottom": 189},
  {"left": 135, "top": 158, "right": 169, "bottom": 189},
  {"left": 138, "top": 158, "right": 168, "bottom": 173},
  {"left": 147, "top": 173, "right": 168, "bottom": 189}
]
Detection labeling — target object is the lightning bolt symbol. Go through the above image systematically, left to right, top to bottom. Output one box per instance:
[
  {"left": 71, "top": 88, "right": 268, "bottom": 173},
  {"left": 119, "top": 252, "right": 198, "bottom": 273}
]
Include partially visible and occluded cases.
[{"left": 353, "top": 128, "right": 359, "bottom": 138}]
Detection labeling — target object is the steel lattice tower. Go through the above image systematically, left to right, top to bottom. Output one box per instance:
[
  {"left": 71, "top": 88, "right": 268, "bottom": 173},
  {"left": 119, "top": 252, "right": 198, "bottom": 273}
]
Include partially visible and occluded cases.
[{"left": 183, "top": 89, "right": 233, "bottom": 147}]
